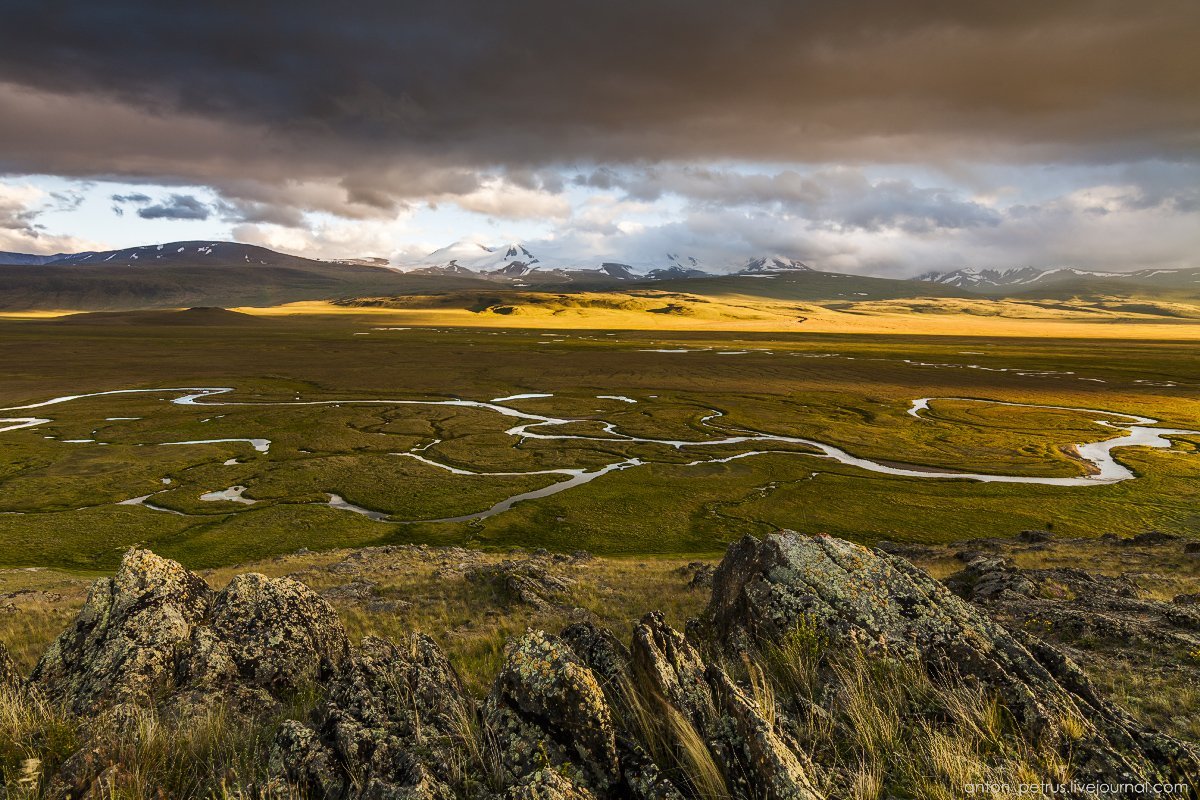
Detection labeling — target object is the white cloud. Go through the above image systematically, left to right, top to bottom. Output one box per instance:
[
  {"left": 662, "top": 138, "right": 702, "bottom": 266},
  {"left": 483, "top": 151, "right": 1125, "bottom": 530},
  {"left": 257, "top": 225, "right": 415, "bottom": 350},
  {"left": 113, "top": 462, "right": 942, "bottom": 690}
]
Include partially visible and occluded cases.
[
  {"left": 450, "top": 179, "right": 571, "bottom": 220},
  {"left": 0, "top": 180, "right": 105, "bottom": 254},
  {"left": 232, "top": 219, "right": 401, "bottom": 261}
]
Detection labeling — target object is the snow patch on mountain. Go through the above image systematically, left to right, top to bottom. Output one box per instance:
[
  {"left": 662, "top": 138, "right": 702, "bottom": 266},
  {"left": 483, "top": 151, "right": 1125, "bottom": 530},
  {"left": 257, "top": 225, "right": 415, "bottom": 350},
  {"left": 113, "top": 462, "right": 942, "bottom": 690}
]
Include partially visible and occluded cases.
[
  {"left": 738, "top": 255, "right": 812, "bottom": 274},
  {"left": 917, "top": 266, "right": 1193, "bottom": 289}
]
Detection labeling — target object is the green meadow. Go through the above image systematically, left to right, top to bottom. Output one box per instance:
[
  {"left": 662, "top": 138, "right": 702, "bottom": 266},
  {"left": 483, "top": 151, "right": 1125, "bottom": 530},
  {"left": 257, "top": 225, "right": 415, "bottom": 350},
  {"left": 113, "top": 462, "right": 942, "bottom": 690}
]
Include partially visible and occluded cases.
[{"left": 1, "top": 313, "right": 1197, "bottom": 571}]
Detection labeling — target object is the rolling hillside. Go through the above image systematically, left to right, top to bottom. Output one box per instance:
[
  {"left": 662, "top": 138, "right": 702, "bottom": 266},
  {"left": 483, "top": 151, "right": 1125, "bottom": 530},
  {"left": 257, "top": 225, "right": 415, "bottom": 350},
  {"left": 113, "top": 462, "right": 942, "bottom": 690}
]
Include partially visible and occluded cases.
[{"left": 0, "top": 242, "right": 492, "bottom": 310}]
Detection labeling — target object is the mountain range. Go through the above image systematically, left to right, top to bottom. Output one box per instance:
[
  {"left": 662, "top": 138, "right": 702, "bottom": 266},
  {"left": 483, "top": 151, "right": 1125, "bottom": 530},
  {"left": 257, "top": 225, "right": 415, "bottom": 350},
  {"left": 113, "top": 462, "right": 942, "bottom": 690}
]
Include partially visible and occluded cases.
[
  {"left": 1, "top": 239, "right": 1194, "bottom": 311},
  {"left": 0, "top": 241, "right": 491, "bottom": 311},
  {"left": 397, "top": 241, "right": 813, "bottom": 283},
  {"left": 917, "top": 266, "right": 1200, "bottom": 293}
]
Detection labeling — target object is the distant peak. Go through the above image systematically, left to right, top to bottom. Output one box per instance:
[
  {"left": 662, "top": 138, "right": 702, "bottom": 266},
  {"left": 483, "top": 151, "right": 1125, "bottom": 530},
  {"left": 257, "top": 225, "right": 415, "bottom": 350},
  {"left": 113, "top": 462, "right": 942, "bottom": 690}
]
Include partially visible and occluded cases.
[{"left": 739, "top": 255, "right": 811, "bottom": 273}]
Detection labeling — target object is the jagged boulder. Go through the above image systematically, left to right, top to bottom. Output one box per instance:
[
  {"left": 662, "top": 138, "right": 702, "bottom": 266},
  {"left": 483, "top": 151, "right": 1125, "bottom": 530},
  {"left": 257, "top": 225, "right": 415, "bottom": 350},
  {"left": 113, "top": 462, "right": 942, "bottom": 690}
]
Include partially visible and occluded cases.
[
  {"left": 703, "top": 532, "right": 1200, "bottom": 784},
  {"left": 31, "top": 549, "right": 212, "bottom": 714},
  {"left": 31, "top": 549, "right": 351, "bottom": 719},
  {"left": 466, "top": 558, "right": 574, "bottom": 611},
  {"left": 204, "top": 572, "right": 350, "bottom": 693},
  {"left": 629, "top": 612, "right": 822, "bottom": 800},
  {"left": 630, "top": 612, "right": 717, "bottom": 736},
  {"left": 561, "top": 620, "right": 631, "bottom": 687},
  {"left": 486, "top": 630, "right": 621, "bottom": 791},
  {"left": 270, "top": 633, "right": 470, "bottom": 799},
  {"left": 707, "top": 666, "right": 823, "bottom": 800},
  {"left": 269, "top": 720, "right": 348, "bottom": 798}
]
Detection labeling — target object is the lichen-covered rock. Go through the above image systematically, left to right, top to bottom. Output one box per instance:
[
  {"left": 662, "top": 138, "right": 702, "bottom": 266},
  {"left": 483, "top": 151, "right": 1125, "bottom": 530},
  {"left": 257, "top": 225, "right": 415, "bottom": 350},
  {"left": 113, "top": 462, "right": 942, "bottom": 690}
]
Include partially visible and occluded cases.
[
  {"left": 703, "top": 532, "right": 1200, "bottom": 784},
  {"left": 14, "top": 536, "right": 1200, "bottom": 798},
  {"left": 31, "top": 549, "right": 211, "bottom": 714},
  {"left": 31, "top": 549, "right": 352, "bottom": 720},
  {"left": 944, "top": 554, "right": 1040, "bottom": 601},
  {"left": 947, "top": 554, "right": 1200, "bottom": 654},
  {"left": 204, "top": 572, "right": 350, "bottom": 694},
  {"left": 628, "top": 612, "right": 810, "bottom": 799},
  {"left": 630, "top": 612, "right": 716, "bottom": 735},
  {"left": 561, "top": 621, "right": 630, "bottom": 687},
  {"left": 559, "top": 622, "right": 689, "bottom": 800},
  {"left": 486, "top": 630, "right": 621, "bottom": 792},
  {"left": 270, "top": 633, "right": 467, "bottom": 799},
  {"left": 707, "top": 666, "right": 822, "bottom": 800},
  {"left": 268, "top": 719, "right": 349, "bottom": 799},
  {"left": 612, "top": 737, "right": 688, "bottom": 800},
  {"left": 506, "top": 768, "right": 598, "bottom": 800}
]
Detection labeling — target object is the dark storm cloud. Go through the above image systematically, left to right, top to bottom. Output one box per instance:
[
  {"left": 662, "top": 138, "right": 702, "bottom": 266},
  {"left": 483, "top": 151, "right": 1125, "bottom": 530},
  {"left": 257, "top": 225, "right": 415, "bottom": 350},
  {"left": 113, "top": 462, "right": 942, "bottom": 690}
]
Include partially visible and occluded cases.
[
  {"left": 0, "top": 1, "right": 1196, "bottom": 194},
  {"left": 136, "top": 194, "right": 212, "bottom": 221}
]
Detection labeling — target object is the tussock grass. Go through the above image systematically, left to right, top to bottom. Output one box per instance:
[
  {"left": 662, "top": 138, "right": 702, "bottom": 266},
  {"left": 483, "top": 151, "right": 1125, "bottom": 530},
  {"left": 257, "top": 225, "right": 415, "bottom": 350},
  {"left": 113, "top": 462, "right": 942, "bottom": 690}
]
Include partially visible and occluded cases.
[
  {"left": 750, "top": 623, "right": 1077, "bottom": 798},
  {"left": 614, "top": 673, "right": 730, "bottom": 800},
  {"left": 0, "top": 686, "right": 78, "bottom": 797},
  {"left": 0, "top": 688, "right": 314, "bottom": 799}
]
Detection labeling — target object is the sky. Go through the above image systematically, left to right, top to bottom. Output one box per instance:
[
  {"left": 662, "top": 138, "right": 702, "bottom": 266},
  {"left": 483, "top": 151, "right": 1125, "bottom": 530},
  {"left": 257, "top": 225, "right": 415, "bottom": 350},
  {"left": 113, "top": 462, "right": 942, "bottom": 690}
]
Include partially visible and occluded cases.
[{"left": 1, "top": 1, "right": 1197, "bottom": 275}]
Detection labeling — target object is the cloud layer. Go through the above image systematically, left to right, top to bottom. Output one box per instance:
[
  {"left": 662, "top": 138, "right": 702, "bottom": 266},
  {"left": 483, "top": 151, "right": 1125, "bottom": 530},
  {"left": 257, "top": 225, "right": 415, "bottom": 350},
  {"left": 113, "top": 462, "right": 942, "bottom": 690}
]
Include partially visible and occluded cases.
[{"left": 0, "top": 2, "right": 1196, "bottom": 271}]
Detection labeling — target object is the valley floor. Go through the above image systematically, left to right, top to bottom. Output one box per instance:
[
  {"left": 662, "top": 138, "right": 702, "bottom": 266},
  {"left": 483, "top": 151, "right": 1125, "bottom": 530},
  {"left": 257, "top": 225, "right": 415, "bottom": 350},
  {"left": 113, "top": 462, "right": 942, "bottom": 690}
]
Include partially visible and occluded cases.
[{"left": 0, "top": 313, "right": 1197, "bottom": 571}]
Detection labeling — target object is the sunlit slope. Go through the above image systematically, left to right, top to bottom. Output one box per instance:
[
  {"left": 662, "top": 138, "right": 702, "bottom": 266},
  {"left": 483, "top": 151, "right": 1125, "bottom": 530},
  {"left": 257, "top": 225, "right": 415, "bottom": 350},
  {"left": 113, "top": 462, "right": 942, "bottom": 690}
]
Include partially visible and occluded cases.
[
  {"left": 646, "top": 269, "right": 970, "bottom": 301},
  {"left": 311, "top": 278, "right": 1200, "bottom": 337}
]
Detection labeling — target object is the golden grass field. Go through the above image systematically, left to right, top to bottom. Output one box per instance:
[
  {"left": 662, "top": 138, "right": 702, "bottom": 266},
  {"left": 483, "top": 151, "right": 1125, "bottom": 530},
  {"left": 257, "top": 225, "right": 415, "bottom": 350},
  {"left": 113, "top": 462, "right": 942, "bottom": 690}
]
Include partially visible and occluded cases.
[{"left": 223, "top": 294, "right": 1200, "bottom": 339}]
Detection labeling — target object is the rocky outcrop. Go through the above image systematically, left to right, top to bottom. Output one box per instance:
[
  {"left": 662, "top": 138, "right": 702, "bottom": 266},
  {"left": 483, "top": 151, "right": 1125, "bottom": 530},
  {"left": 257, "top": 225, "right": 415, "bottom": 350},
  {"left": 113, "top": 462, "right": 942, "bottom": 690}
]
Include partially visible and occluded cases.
[
  {"left": 8, "top": 533, "right": 1200, "bottom": 797},
  {"left": 703, "top": 533, "right": 1200, "bottom": 785},
  {"left": 946, "top": 548, "right": 1200, "bottom": 664},
  {"left": 31, "top": 549, "right": 349, "bottom": 720},
  {"left": 31, "top": 549, "right": 211, "bottom": 715},
  {"left": 466, "top": 557, "right": 574, "bottom": 611},
  {"left": 676, "top": 561, "right": 716, "bottom": 589},
  {"left": 631, "top": 611, "right": 717, "bottom": 737},
  {"left": 486, "top": 630, "right": 621, "bottom": 791},
  {"left": 271, "top": 633, "right": 470, "bottom": 798},
  {"left": 707, "top": 666, "right": 822, "bottom": 800},
  {"left": 506, "top": 768, "right": 597, "bottom": 800}
]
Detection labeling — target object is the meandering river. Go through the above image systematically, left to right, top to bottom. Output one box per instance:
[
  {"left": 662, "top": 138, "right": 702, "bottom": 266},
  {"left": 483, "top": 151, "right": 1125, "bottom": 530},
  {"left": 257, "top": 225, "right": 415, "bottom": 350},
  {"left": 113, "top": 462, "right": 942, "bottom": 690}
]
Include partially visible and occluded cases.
[{"left": 2, "top": 387, "right": 1196, "bottom": 523}]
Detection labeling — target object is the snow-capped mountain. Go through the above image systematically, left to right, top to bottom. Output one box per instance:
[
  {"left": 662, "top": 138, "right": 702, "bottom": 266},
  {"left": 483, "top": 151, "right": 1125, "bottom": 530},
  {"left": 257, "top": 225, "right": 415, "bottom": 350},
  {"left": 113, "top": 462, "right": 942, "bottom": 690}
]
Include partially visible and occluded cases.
[
  {"left": 5, "top": 238, "right": 827, "bottom": 286},
  {"left": 404, "top": 241, "right": 541, "bottom": 274},
  {"left": 404, "top": 242, "right": 677, "bottom": 282},
  {"left": 402, "top": 243, "right": 830, "bottom": 283},
  {"left": 664, "top": 253, "right": 702, "bottom": 270},
  {"left": 738, "top": 255, "right": 812, "bottom": 274},
  {"left": 598, "top": 263, "right": 639, "bottom": 279},
  {"left": 917, "top": 266, "right": 1198, "bottom": 291},
  {"left": 917, "top": 267, "right": 1063, "bottom": 288}
]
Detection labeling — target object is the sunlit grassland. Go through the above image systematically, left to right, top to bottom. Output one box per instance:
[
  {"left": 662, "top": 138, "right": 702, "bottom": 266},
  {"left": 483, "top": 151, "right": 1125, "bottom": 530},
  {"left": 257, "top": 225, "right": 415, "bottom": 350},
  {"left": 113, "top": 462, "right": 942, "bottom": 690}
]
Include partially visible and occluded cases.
[
  {"left": 239, "top": 294, "right": 1200, "bottom": 339},
  {"left": 0, "top": 315, "right": 1197, "bottom": 570}
]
